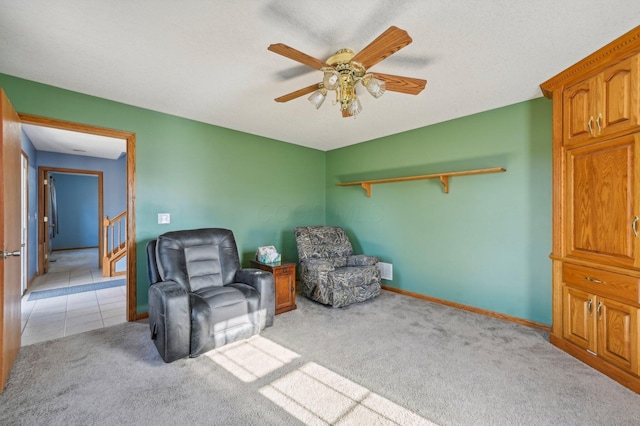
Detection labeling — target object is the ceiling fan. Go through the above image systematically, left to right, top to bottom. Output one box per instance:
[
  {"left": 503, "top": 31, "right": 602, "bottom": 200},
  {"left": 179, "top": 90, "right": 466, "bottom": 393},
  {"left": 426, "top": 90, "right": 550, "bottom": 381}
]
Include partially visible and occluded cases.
[{"left": 268, "top": 26, "right": 427, "bottom": 118}]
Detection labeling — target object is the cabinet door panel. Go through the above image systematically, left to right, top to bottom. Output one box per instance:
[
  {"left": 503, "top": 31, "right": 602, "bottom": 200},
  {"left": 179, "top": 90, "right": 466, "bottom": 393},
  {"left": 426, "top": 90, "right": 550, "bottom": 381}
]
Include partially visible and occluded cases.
[
  {"left": 599, "top": 55, "right": 640, "bottom": 138},
  {"left": 563, "top": 79, "right": 596, "bottom": 145},
  {"left": 566, "top": 135, "right": 640, "bottom": 267},
  {"left": 274, "top": 270, "right": 294, "bottom": 311},
  {"left": 563, "top": 287, "right": 595, "bottom": 351},
  {"left": 597, "top": 297, "right": 638, "bottom": 374}
]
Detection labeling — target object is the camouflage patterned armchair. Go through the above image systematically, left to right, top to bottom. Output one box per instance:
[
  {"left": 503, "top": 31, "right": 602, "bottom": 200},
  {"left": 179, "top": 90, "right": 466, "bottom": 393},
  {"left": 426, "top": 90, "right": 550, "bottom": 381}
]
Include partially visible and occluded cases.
[{"left": 294, "top": 226, "right": 381, "bottom": 308}]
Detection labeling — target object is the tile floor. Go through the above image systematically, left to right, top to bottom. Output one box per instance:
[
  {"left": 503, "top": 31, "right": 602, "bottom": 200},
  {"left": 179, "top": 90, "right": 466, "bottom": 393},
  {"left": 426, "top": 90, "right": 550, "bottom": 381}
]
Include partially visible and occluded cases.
[{"left": 20, "top": 248, "right": 127, "bottom": 347}]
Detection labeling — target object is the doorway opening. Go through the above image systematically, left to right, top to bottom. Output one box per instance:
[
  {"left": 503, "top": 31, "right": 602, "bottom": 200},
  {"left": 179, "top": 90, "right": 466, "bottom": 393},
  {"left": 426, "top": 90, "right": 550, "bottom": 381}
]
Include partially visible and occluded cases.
[
  {"left": 19, "top": 114, "right": 137, "bottom": 322},
  {"left": 38, "top": 167, "right": 103, "bottom": 271}
]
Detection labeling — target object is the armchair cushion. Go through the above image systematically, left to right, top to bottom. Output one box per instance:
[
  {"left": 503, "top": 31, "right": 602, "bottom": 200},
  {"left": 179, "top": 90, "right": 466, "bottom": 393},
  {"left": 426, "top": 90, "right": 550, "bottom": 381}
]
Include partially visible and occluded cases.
[
  {"left": 295, "top": 226, "right": 354, "bottom": 261},
  {"left": 156, "top": 228, "right": 241, "bottom": 292},
  {"left": 329, "top": 266, "right": 380, "bottom": 289}
]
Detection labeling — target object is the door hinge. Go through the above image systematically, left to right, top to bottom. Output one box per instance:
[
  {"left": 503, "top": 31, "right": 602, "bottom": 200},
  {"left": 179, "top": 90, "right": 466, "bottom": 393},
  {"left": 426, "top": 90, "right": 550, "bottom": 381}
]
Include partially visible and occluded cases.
[
  {"left": 44, "top": 178, "right": 48, "bottom": 185},
  {"left": 44, "top": 216, "right": 48, "bottom": 223}
]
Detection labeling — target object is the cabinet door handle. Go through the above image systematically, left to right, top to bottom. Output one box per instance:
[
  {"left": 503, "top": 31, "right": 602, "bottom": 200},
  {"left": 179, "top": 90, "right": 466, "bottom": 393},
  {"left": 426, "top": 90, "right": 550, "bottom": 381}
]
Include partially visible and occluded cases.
[
  {"left": 595, "top": 113, "right": 602, "bottom": 134},
  {"left": 587, "top": 116, "right": 595, "bottom": 136},
  {"left": 633, "top": 216, "right": 639, "bottom": 238},
  {"left": 585, "top": 276, "right": 606, "bottom": 285},
  {"left": 587, "top": 298, "right": 593, "bottom": 316},
  {"left": 596, "top": 301, "right": 603, "bottom": 319}
]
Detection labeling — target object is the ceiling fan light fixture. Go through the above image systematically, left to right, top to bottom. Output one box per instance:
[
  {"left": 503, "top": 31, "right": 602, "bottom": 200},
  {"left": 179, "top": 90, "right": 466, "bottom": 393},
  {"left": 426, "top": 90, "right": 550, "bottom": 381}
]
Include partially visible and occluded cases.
[
  {"left": 269, "top": 26, "right": 427, "bottom": 118},
  {"left": 322, "top": 68, "right": 341, "bottom": 90},
  {"left": 363, "top": 74, "right": 386, "bottom": 99},
  {"left": 308, "top": 88, "right": 327, "bottom": 109},
  {"left": 347, "top": 97, "right": 362, "bottom": 117}
]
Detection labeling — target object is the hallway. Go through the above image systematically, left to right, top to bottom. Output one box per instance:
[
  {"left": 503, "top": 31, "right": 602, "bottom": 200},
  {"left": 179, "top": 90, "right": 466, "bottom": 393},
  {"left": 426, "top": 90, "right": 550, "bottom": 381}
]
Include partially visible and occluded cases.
[{"left": 20, "top": 248, "right": 126, "bottom": 346}]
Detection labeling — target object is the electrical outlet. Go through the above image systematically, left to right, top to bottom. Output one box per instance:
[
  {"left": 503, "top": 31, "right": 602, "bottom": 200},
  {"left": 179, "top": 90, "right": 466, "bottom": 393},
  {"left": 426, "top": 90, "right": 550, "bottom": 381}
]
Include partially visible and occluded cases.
[
  {"left": 158, "top": 213, "right": 171, "bottom": 224},
  {"left": 377, "top": 262, "right": 393, "bottom": 280}
]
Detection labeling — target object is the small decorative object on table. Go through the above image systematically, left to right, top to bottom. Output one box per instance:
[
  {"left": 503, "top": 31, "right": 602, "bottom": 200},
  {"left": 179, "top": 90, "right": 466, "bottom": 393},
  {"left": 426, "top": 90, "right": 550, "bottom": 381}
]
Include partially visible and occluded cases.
[{"left": 256, "top": 245, "right": 281, "bottom": 264}]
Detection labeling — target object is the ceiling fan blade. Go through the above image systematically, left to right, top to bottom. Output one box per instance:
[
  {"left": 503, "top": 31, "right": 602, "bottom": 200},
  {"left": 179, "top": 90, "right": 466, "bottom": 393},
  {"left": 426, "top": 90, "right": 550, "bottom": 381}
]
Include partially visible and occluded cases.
[
  {"left": 351, "top": 26, "right": 413, "bottom": 69},
  {"left": 268, "top": 43, "right": 327, "bottom": 70},
  {"left": 374, "top": 73, "right": 427, "bottom": 95},
  {"left": 274, "top": 83, "right": 321, "bottom": 103}
]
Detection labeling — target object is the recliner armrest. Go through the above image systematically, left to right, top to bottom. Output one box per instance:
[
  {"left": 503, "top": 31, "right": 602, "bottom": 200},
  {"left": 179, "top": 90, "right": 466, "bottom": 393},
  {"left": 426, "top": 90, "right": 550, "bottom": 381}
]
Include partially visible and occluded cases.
[
  {"left": 347, "top": 255, "right": 379, "bottom": 267},
  {"left": 302, "top": 259, "right": 335, "bottom": 272},
  {"left": 235, "top": 268, "right": 275, "bottom": 327},
  {"left": 148, "top": 281, "right": 191, "bottom": 363}
]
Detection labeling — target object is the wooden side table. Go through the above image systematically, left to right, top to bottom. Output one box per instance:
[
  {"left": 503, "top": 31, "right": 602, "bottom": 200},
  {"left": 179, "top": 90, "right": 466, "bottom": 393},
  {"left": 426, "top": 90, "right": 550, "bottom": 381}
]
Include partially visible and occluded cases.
[{"left": 250, "top": 260, "right": 297, "bottom": 315}]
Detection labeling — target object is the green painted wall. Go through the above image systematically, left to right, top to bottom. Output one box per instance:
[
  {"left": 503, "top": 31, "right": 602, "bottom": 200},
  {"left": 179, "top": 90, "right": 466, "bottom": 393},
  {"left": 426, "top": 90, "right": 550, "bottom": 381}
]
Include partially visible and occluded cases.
[
  {"left": 1, "top": 73, "right": 553, "bottom": 325},
  {"left": 0, "top": 74, "right": 325, "bottom": 314},
  {"left": 326, "top": 98, "right": 553, "bottom": 324}
]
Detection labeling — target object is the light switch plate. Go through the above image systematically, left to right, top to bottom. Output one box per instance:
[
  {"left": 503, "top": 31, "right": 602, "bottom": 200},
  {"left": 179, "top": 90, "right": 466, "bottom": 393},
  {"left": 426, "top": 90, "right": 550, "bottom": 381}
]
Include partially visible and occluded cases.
[{"left": 158, "top": 213, "right": 170, "bottom": 224}]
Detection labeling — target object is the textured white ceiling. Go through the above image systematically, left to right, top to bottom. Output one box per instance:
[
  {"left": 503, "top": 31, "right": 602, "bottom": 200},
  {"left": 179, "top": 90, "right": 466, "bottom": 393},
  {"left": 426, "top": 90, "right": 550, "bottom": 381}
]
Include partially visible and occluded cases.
[
  {"left": 1, "top": 1, "right": 639, "bottom": 152},
  {"left": 22, "top": 124, "right": 126, "bottom": 160}
]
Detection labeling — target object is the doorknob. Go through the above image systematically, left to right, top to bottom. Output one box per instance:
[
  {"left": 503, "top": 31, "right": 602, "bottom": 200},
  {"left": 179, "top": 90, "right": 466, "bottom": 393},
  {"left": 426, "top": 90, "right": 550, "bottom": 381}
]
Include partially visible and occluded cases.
[{"left": 1, "top": 250, "right": 21, "bottom": 259}]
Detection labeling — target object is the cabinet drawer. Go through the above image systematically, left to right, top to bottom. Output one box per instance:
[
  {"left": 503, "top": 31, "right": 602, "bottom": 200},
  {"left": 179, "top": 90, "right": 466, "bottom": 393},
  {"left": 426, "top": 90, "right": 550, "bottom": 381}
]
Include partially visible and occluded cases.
[
  {"left": 563, "top": 263, "right": 639, "bottom": 303},
  {"left": 274, "top": 266, "right": 294, "bottom": 276}
]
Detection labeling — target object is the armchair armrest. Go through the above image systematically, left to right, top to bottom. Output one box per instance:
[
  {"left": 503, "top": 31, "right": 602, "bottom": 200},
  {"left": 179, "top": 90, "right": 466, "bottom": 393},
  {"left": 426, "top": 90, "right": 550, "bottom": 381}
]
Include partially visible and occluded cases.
[
  {"left": 347, "top": 255, "right": 379, "bottom": 267},
  {"left": 302, "top": 259, "right": 335, "bottom": 272},
  {"left": 235, "top": 268, "right": 275, "bottom": 327},
  {"left": 148, "top": 281, "right": 190, "bottom": 363}
]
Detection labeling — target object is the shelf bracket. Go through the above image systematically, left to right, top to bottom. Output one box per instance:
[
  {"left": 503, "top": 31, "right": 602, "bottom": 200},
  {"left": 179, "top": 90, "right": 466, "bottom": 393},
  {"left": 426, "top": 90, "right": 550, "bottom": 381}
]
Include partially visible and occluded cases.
[
  {"left": 439, "top": 175, "right": 449, "bottom": 194},
  {"left": 361, "top": 182, "right": 372, "bottom": 197}
]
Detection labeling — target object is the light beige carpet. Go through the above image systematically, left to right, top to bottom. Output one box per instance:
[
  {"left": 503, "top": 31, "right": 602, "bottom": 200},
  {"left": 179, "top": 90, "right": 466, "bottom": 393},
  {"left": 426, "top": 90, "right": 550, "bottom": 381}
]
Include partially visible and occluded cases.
[{"left": 2, "top": 290, "right": 639, "bottom": 425}]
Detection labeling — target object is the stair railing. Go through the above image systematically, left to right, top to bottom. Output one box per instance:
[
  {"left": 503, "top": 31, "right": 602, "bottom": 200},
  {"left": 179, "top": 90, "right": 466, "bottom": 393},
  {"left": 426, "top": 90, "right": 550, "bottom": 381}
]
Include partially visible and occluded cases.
[{"left": 102, "top": 211, "right": 127, "bottom": 277}]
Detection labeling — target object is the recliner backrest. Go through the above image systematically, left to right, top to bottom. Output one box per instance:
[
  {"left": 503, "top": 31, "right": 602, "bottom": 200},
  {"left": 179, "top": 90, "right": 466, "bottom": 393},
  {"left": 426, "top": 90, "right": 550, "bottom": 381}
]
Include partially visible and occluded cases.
[
  {"left": 294, "top": 226, "right": 354, "bottom": 263},
  {"left": 155, "top": 228, "right": 241, "bottom": 292}
]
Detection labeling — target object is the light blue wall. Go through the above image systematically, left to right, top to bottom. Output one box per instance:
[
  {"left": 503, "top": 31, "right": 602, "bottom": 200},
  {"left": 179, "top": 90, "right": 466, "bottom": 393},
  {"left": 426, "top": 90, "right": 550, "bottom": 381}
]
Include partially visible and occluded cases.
[
  {"left": 37, "top": 151, "right": 126, "bottom": 216},
  {"left": 49, "top": 173, "right": 99, "bottom": 250}
]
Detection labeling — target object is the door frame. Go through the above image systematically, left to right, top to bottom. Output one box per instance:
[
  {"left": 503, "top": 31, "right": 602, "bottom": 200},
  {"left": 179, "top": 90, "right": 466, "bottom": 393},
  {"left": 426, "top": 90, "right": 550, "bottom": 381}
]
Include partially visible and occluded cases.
[
  {"left": 19, "top": 114, "right": 138, "bottom": 321},
  {"left": 20, "top": 151, "right": 28, "bottom": 294},
  {"left": 38, "top": 167, "right": 104, "bottom": 272}
]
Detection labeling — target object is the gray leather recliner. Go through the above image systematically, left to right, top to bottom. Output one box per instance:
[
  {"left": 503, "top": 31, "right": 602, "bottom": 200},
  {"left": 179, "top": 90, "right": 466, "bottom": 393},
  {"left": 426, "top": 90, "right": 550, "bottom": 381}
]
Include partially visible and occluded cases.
[{"left": 146, "top": 228, "right": 275, "bottom": 363}]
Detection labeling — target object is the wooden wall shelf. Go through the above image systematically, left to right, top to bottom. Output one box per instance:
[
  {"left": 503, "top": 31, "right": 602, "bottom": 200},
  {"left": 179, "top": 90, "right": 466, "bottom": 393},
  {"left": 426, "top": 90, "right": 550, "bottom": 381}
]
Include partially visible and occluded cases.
[{"left": 336, "top": 167, "right": 506, "bottom": 197}]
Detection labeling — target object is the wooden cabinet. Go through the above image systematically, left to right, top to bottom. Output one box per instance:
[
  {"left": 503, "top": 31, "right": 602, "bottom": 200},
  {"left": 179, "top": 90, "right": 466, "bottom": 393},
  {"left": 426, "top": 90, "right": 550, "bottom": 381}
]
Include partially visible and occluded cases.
[
  {"left": 541, "top": 26, "right": 640, "bottom": 393},
  {"left": 563, "top": 54, "right": 640, "bottom": 146},
  {"left": 565, "top": 134, "right": 640, "bottom": 268},
  {"left": 250, "top": 260, "right": 297, "bottom": 315},
  {"left": 564, "top": 286, "right": 638, "bottom": 374}
]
